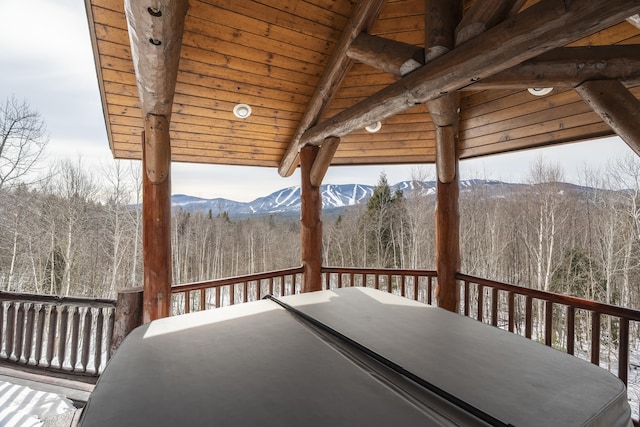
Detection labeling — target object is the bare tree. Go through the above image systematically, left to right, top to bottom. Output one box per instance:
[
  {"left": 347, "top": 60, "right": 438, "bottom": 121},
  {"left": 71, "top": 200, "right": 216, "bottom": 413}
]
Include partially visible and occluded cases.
[{"left": 0, "top": 96, "right": 48, "bottom": 190}]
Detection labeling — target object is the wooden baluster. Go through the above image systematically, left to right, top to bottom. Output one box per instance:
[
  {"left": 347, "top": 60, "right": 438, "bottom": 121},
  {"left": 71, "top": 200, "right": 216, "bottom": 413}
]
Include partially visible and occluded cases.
[
  {"left": 292, "top": 273, "right": 297, "bottom": 294},
  {"left": 338, "top": 273, "right": 342, "bottom": 289},
  {"left": 375, "top": 274, "right": 380, "bottom": 290},
  {"left": 387, "top": 274, "right": 392, "bottom": 293},
  {"left": 400, "top": 275, "right": 406, "bottom": 297},
  {"left": 413, "top": 275, "right": 419, "bottom": 301},
  {"left": 269, "top": 277, "right": 274, "bottom": 295},
  {"left": 428, "top": 277, "right": 433, "bottom": 305},
  {"left": 256, "top": 280, "right": 262, "bottom": 301},
  {"left": 463, "top": 281, "right": 470, "bottom": 316},
  {"left": 243, "top": 282, "right": 248, "bottom": 303},
  {"left": 229, "top": 285, "right": 235, "bottom": 306},
  {"left": 477, "top": 285, "right": 484, "bottom": 322},
  {"left": 491, "top": 288, "right": 498, "bottom": 327},
  {"left": 200, "top": 289, "right": 206, "bottom": 311},
  {"left": 184, "top": 292, "right": 190, "bottom": 314},
  {"left": 508, "top": 292, "right": 515, "bottom": 332},
  {"left": 525, "top": 296, "right": 533, "bottom": 339},
  {"left": 545, "top": 300, "right": 553, "bottom": 347},
  {"left": 6, "top": 302, "right": 15, "bottom": 360},
  {"left": 0, "top": 303, "right": 4, "bottom": 352},
  {"left": 15, "top": 303, "right": 25, "bottom": 362},
  {"left": 24, "top": 304, "right": 35, "bottom": 364},
  {"left": 35, "top": 305, "right": 46, "bottom": 366},
  {"left": 46, "top": 305, "right": 58, "bottom": 368},
  {"left": 58, "top": 306, "right": 69, "bottom": 369},
  {"left": 567, "top": 306, "right": 575, "bottom": 356},
  {"left": 70, "top": 307, "right": 80, "bottom": 371},
  {"left": 81, "top": 308, "right": 93, "bottom": 372},
  {"left": 105, "top": 308, "right": 115, "bottom": 362},
  {"left": 94, "top": 309, "right": 105, "bottom": 374},
  {"left": 591, "top": 312, "right": 601, "bottom": 366},
  {"left": 619, "top": 318, "right": 629, "bottom": 386}
]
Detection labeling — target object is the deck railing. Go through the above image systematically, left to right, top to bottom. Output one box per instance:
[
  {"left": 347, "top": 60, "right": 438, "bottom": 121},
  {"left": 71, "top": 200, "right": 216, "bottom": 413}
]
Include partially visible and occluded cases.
[
  {"left": 3, "top": 267, "right": 640, "bottom": 396},
  {"left": 171, "top": 267, "right": 304, "bottom": 315},
  {"left": 321, "top": 267, "right": 438, "bottom": 301},
  {"left": 457, "top": 273, "right": 640, "bottom": 387},
  {"left": 0, "top": 291, "right": 116, "bottom": 378}
]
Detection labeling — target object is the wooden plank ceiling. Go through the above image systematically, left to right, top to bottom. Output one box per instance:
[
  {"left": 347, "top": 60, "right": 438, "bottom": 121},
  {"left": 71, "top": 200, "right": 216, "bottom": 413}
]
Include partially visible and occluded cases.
[{"left": 85, "top": 0, "right": 640, "bottom": 174}]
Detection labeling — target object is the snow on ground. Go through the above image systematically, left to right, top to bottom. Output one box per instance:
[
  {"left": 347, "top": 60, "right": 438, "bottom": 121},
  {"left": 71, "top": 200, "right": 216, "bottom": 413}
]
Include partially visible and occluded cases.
[{"left": 0, "top": 381, "right": 75, "bottom": 427}]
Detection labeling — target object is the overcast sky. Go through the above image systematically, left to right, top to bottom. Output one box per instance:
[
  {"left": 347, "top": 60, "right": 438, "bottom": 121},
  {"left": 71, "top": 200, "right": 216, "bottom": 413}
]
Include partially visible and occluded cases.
[{"left": 1, "top": 0, "right": 634, "bottom": 202}]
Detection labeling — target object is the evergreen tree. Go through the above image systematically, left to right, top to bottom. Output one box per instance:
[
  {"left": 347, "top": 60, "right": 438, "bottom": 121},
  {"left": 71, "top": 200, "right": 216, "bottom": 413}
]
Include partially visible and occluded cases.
[{"left": 363, "top": 173, "right": 408, "bottom": 268}]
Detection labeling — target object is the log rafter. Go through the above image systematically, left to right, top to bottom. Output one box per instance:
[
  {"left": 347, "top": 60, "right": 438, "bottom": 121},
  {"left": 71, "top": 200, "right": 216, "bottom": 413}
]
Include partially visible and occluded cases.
[
  {"left": 277, "top": 0, "right": 640, "bottom": 176},
  {"left": 278, "top": 0, "right": 385, "bottom": 178},
  {"left": 346, "top": 33, "right": 424, "bottom": 77},
  {"left": 470, "top": 45, "right": 640, "bottom": 90},
  {"left": 575, "top": 79, "right": 640, "bottom": 156}
]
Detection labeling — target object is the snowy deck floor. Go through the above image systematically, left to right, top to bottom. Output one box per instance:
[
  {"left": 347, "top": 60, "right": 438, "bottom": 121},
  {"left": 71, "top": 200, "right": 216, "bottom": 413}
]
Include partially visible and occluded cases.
[
  {"left": 0, "top": 364, "right": 93, "bottom": 426},
  {"left": 0, "top": 365, "right": 94, "bottom": 406}
]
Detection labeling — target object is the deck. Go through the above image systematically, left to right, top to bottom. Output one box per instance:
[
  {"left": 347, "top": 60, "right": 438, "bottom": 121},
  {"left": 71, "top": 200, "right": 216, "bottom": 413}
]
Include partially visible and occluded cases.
[{"left": 2, "top": 267, "right": 640, "bottom": 424}]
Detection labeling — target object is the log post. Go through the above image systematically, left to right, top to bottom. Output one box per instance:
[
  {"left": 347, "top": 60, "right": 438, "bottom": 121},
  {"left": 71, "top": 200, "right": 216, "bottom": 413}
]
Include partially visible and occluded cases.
[
  {"left": 426, "top": 0, "right": 462, "bottom": 312},
  {"left": 142, "top": 115, "right": 172, "bottom": 322},
  {"left": 435, "top": 127, "right": 460, "bottom": 312},
  {"left": 300, "top": 145, "right": 323, "bottom": 293},
  {"left": 111, "top": 287, "right": 143, "bottom": 355}
]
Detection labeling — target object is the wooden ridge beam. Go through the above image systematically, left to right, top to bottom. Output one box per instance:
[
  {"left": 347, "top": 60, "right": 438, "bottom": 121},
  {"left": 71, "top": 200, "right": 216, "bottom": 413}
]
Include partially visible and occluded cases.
[
  {"left": 124, "top": 0, "right": 188, "bottom": 118},
  {"left": 278, "top": 0, "right": 385, "bottom": 177},
  {"left": 289, "top": 0, "right": 640, "bottom": 153},
  {"left": 346, "top": 33, "right": 424, "bottom": 77},
  {"left": 468, "top": 45, "right": 640, "bottom": 90},
  {"left": 575, "top": 79, "right": 640, "bottom": 156}
]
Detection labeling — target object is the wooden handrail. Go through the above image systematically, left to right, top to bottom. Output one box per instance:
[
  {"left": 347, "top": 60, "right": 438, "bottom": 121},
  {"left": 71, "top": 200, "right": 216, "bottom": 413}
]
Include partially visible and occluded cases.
[
  {"left": 170, "top": 267, "right": 305, "bottom": 315},
  {"left": 171, "top": 267, "right": 304, "bottom": 294},
  {"left": 456, "top": 273, "right": 640, "bottom": 322},
  {"left": 0, "top": 291, "right": 116, "bottom": 309}
]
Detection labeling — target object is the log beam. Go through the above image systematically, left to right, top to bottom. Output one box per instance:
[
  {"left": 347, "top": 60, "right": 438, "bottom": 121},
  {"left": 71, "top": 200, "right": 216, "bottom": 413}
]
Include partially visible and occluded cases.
[
  {"left": 124, "top": 0, "right": 188, "bottom": 118},
  {"left": 278, "top": 0, "right": 385, "bottom": 177},
  {"left": 288, "top": 0, "right": 640, "bottom": 152},
  {"left": 455, "top": 0, "right": 524, "bottom": 45},
  {"left": 347, "top": 33, "right": 424, "bottom": 77},
  {"left": 468, "top": 45, "right": 640, "bottom": 90},
  {"left": 575, "top": 79, "right": 640, "bottom": 156},
  {"left": 142, "top": 117, "right": 172, "bottom": 323},
  {"left": 311, "top": 137, "right": 340, "bottom": 187},
  {"left": 300, "top": 145, "right": 323, "bottom": 293}
]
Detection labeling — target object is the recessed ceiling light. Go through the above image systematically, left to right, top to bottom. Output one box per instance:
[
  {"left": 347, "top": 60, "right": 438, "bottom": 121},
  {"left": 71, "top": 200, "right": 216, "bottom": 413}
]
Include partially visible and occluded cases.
[
  {"left": 527, "top": 87, "right": 553, "bottom": 96},
  {"left": 233, "top": 103, "right": 252, "bottom": 118},
  {"left": 365, "top": 121, "right": 382, "bottom": 133}
]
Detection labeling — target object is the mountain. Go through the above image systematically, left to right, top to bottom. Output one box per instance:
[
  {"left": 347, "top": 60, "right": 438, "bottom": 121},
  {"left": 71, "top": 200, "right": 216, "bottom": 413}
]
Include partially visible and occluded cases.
[{"left": 171, "top": 179, "right": 532, "bottom": 217}]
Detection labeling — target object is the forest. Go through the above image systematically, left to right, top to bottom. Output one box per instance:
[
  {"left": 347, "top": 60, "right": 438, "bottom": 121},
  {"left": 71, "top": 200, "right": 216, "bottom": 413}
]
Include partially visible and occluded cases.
[{"left": 1, "top": 154, "right": 640, "bottom": 319}]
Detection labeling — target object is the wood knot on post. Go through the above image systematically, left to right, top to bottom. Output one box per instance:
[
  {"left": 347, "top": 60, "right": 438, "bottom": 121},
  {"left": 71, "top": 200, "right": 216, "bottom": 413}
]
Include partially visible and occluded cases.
[{"left": 144, "top": 114, "right": 171, "bottom": 184}]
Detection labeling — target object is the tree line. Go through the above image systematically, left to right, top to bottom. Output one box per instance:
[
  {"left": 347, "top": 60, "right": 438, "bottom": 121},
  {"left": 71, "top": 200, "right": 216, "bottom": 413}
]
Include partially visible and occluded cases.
[{"left": 2, "top": 156, "right": 640, "bottom": 312}]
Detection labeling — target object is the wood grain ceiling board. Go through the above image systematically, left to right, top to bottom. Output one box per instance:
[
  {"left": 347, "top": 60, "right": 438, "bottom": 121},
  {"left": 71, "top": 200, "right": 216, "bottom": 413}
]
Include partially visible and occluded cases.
[{"left": 86, "top": 0, "right": 640, "bottom": 168}]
